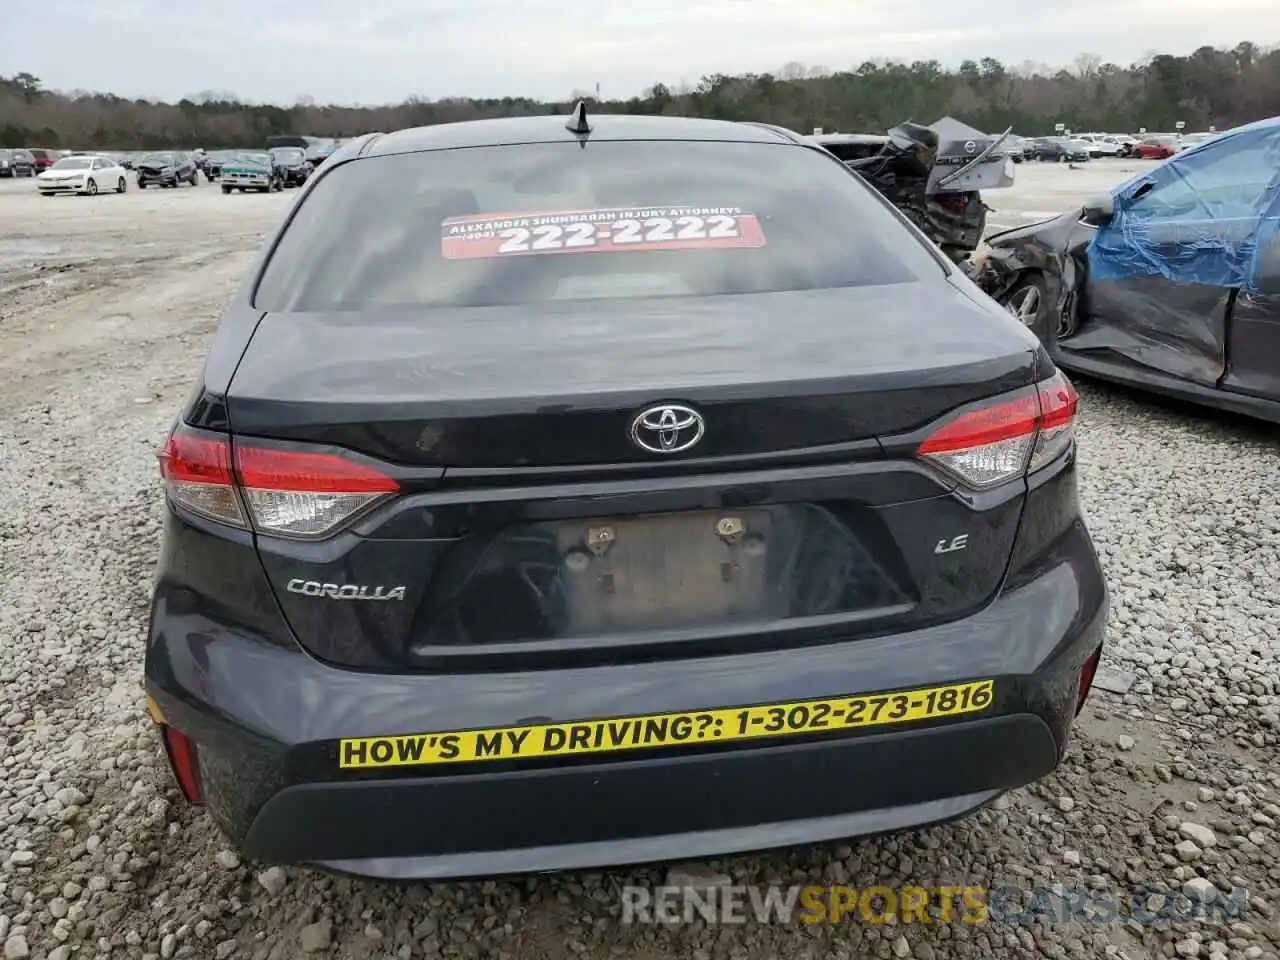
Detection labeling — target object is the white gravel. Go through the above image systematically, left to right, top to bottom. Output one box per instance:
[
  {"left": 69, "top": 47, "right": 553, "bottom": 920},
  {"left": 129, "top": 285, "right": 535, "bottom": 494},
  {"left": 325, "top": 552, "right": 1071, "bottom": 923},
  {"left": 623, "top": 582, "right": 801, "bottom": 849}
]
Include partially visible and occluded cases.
[{"left": 0, "top": 167, "right": 1277, "bottom": 960}]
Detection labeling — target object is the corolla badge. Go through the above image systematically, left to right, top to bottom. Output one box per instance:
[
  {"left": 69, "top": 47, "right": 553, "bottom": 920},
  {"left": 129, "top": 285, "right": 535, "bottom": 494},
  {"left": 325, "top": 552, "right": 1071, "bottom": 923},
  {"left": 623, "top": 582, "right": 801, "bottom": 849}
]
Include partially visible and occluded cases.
[
  {"left": 964, "top": 140, "right": 978, "bottom": 154},
  {"left": 630, "top": 404, "right": 705, "bottom": 454},
  {"left": 286, "top": 579, "right": 406, "bottom": 601}
]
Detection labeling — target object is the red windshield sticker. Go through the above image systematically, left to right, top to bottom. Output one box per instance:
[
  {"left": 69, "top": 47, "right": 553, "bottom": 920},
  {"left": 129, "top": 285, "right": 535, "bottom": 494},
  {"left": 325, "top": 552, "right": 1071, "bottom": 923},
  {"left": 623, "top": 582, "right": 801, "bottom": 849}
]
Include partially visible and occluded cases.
[{"left": 440, "top": 207, "right": 767, "bottom": 260}]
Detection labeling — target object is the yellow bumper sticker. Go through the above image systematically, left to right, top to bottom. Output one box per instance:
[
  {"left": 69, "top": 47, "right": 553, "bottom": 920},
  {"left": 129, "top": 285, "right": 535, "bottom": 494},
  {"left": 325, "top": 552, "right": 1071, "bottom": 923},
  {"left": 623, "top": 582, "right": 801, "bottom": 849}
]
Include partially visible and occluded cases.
[{"left": 338, "top": 679, "right": 995, "bottom": 769}]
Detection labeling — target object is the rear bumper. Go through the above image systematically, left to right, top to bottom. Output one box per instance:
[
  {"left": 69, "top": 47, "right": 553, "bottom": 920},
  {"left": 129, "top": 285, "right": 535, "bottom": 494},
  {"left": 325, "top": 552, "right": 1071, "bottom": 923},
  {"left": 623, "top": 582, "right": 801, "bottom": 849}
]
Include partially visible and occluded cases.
[
  {"left": 146, "top": 505, "right": 1108, "bottom": 879},
  {"left": 249, "top": 715, "right": 1058, "bottom": 879}
]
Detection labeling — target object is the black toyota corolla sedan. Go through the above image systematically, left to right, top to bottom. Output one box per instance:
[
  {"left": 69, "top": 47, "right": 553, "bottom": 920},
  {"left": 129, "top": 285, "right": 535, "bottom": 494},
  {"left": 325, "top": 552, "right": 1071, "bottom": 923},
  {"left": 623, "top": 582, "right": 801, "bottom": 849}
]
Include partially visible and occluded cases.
[{"left": 145, "top": 107, "right": 1109, "bottom": 880}]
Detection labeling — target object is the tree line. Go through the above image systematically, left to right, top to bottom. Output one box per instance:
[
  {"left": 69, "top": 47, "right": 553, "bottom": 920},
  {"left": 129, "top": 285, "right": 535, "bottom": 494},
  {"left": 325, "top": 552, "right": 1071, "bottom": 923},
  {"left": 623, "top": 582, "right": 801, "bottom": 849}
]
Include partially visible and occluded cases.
[{"left": 2, "top": 41, "right": 1278, "bottom": 150}]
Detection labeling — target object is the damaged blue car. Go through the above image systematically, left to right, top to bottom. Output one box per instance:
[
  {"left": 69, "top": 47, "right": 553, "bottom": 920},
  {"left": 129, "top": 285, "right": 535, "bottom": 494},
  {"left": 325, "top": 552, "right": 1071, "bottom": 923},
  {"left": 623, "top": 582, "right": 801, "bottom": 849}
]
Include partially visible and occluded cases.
[{"left": 978, "top": 116, "right": 1280, "bottom": 424}]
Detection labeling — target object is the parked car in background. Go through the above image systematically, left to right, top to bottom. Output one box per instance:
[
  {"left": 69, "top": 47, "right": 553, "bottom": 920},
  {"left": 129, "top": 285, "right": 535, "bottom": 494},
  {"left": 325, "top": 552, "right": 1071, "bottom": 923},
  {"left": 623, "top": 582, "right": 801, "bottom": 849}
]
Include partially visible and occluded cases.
[
  {"left": 978, "top": 115, "right": 1280, "bottom": 424},
  {"left": 1178, "top": 132, "right": 1218, "bottom": 149},
  {"left": 1106, "top": 134, "right": 1139, "bottom": 157},
  {"left": 1001, "top": 135, "right": 1028, "bottom": 162},
  {"left": 1076, "top": 135, "right": 1123, "bottom": 158},
  {"left": 1134, "top": 136, "right": 1179, "bottom": 159},
  {"left": 1031, "top": 138, "right": 1090, "bottom": 162},
  {"left": 305, "top": 139, "right": 339, "bottom": 169},
  {"left": 1066, "top": 139, "right": 1096, "bottom": 160},
  {"left": 268, "top": 146, "right": 311, "bottom": 187},
  {"left": 0, "top": 148, "right": 35, "bottom": 177},
  {"left": 27, "top": 149, "right": 57, "bottom": 172},
  {"left": 203, "top": 150, "right": 234, "bottom": 181},
  {"left": 220, "top": 151, "right": 283, "bottom": 193},
  {"left": 137, "top": 152, "right": 200, "bottom": 188},
  {"left": 36, "top": 154, "right": 129, "bottom": 196}
]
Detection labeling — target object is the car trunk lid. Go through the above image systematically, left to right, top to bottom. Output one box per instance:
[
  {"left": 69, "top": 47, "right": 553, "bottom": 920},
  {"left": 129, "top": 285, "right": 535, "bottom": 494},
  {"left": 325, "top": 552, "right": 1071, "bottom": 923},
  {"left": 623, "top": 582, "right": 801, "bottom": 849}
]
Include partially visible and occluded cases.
[
  {"left": 227, "top": 281, "right": 1043, "bottom": 671},
  {"left": 228, "top": 283, "right": 1036, "bottom": 468}
]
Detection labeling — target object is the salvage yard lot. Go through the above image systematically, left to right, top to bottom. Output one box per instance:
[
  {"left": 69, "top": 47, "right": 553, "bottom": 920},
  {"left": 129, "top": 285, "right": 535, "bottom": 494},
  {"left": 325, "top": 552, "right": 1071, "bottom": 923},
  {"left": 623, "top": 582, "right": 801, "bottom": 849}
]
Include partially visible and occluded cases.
[{"left": 0, "top": 161, "right": 1277, "bottom": 960}]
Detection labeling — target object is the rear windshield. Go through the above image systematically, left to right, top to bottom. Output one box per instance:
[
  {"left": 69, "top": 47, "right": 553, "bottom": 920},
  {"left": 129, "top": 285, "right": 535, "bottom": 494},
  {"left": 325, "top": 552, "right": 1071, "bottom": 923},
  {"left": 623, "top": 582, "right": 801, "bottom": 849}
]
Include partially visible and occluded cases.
[{"left": 253, "top": 140, "right": 943, "bottom": 312}]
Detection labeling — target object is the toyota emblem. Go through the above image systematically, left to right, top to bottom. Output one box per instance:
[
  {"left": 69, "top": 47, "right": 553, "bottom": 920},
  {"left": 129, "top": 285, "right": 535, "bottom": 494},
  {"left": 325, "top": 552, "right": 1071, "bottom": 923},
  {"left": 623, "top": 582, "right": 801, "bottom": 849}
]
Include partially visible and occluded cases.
[
  {"left": 964, "top": 140, "right": 977, "bottom": 154},
  {"left": 630, "top": 404, "right": 705, "bottom": 454}
]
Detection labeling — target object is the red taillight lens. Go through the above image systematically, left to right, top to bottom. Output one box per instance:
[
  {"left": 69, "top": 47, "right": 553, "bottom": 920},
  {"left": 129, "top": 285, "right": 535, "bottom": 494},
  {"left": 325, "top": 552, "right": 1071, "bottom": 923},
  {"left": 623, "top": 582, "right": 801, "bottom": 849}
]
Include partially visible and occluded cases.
[
  {"left": 917, "top": 371, "right": 1079, "bottom": 488},
  {"left": 1029, "top": 372, "right": 1079, "bottom": 474},
  {"left": 158, "top": 424, "right": 399, "bottom": 538},
  {"left": 158, "top": 428, "right": 247, "bottom": 527},
  {"left": 161, "top": 725, "right": 203, "bottom": 803}
]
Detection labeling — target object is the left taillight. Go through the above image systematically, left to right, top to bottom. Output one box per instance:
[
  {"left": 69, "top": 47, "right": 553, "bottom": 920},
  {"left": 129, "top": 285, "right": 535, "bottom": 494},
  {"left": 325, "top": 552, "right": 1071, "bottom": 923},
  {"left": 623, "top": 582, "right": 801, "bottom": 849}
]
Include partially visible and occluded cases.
[
  {"left": 916, "top": 371, "right": 1079, "bottom": 489},
  {"left": 158, "top": 424, "right": 399, "bottom": 539},
  {"left": 157, "top": 427, "right": 246, "bottom": 527}
]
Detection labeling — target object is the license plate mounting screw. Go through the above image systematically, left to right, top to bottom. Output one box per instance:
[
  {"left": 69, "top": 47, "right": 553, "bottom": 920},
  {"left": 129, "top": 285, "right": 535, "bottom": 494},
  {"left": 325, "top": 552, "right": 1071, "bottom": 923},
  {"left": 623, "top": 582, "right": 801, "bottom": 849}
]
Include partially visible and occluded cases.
[
  {"left": 716, "top": 517, "right": 745, "bottom": 541},
  {"left": 587, "top": 526, "right": 616, "bottom": 557}
]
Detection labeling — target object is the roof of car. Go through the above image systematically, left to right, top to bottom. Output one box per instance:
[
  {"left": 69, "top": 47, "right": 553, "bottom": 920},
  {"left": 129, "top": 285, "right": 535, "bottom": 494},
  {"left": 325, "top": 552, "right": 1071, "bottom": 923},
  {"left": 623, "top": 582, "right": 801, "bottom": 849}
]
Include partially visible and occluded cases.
[{"left": 357, "top": 113, "right": 802, "bottom": 159}]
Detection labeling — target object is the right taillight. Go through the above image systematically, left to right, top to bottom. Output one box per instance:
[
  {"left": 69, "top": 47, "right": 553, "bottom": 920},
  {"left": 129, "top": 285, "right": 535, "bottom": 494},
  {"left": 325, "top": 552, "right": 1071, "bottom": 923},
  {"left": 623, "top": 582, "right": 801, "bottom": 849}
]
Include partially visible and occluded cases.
[
  {"left": 917, "top": 371, "right": 1079, "bottom": 489},
  {"left": 1028, "top": 371, "right": 1078, "bottom": 473},
  {"left": 158, "top": 424, "right": 399, "bottom": 539}
]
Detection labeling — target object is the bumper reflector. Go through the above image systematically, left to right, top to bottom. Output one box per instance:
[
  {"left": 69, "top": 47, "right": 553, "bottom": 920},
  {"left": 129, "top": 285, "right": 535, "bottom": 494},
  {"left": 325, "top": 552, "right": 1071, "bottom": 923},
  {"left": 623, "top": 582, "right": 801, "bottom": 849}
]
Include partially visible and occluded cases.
[
  {"left": 1076, "top": 645, "right": 1102, "bottom": 715},
  {"left": 159, "top": 723, "right": 203, "bottom": 804}
]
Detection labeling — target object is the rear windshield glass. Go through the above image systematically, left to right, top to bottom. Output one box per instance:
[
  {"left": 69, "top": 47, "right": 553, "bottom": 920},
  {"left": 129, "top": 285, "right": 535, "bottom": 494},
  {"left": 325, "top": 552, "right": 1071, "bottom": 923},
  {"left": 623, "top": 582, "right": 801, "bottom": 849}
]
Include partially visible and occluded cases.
[{"left": 253, "top": 140, "right": 943, "bottom": 312}]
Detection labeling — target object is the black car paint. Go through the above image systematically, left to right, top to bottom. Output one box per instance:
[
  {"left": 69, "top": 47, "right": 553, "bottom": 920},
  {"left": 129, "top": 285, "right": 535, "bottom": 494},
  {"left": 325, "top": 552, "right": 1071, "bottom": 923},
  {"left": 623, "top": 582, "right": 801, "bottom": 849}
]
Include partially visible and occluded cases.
[
  {"left": 146, "top": 116, "right": 1108, "bottom": 878},
  {"left": 1029, "top": 140, "right": 1090, "bottom": 163},
  {"left": 980, "top": 210, "right": 1280, "bottom": 423},
  {"left": 148, "top": 486, "right": 1104, "bottom": 876}
]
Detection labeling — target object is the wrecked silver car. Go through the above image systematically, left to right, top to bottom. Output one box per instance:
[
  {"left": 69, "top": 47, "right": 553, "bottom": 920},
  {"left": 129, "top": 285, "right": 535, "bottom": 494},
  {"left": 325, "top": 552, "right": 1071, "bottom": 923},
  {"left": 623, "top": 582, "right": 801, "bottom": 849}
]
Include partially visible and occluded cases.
[
  {"left": 976, "top": 116, "right": 1280, "bottom": 424},
  {"left": 812, "top": 119, "right": 1015, "bottom": 265}
]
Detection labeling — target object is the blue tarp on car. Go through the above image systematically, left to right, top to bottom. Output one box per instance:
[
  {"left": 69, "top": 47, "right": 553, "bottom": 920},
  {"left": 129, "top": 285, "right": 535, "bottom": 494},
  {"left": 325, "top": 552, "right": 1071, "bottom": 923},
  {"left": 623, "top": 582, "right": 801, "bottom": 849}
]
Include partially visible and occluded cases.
[{"left": 1087, "top": 117, "right": 1280, "bottom": 294}]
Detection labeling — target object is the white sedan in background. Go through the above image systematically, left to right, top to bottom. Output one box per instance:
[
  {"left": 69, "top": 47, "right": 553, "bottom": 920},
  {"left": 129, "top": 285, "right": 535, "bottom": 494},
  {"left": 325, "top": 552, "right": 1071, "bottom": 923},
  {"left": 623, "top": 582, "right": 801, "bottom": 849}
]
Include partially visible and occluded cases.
[
  {"left": 1075, "top": 134, "right": 1124, "bottom": 157},
  {"left": 36, "top": 154, "right": 129, "bottom": 197}
]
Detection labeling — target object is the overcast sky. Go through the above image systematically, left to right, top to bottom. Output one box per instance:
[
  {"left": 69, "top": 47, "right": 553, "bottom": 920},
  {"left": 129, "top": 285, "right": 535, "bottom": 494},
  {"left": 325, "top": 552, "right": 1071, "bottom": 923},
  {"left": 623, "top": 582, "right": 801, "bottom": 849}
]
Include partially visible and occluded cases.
[{"left": 5, "top": 0, "right": 1278, "bottom": 105}]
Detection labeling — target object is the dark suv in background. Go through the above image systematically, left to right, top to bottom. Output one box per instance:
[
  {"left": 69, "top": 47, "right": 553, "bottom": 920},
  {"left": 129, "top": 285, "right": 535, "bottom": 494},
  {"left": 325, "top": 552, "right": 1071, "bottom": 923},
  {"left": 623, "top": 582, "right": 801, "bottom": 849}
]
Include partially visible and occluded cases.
[{"left": 0, "top": 149, "right": 35, "bottom": 177}]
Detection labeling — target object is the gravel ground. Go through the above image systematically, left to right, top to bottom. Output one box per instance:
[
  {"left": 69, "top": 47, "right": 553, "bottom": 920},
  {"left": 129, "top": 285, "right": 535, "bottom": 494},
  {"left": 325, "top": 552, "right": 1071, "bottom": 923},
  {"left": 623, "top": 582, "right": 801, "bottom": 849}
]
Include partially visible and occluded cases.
[{"left": 0, "top": 165, "right": 1277, "bottom": 960}]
